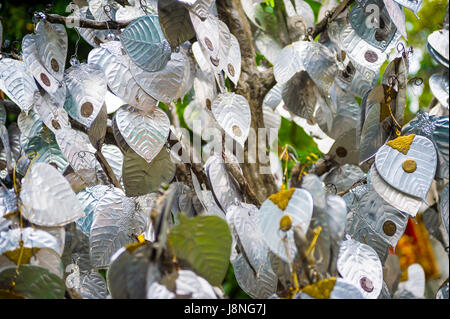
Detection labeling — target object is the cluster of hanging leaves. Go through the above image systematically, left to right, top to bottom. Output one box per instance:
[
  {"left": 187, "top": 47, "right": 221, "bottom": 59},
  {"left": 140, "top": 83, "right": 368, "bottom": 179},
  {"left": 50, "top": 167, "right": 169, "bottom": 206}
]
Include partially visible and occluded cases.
[{"left": 0, "top": 0, "right": 448, "bottom": 299}]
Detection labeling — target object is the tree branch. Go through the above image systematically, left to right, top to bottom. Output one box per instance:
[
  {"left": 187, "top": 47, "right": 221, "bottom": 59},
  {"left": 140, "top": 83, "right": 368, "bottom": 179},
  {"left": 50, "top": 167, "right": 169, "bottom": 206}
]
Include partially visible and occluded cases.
[{"left": 42, "top": 13, "right": 131, "bottom": 30}]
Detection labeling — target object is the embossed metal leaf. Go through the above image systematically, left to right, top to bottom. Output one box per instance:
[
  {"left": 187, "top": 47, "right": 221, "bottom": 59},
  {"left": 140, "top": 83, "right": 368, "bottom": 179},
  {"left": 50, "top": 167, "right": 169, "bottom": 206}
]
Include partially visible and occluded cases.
[
  {"left": 89, "top": 0, "right": 117, "bottom": 21},
  {"left": 158, "top": 0, "right": 195, "bottom": 48},
  {"left": 349, "top": 0, "right": 400, "bottom": 52},
  {"left": 383, "top": 0, "right": 407, "bottom": 40},
  {"left": 393, "top": 0, "right": 422, "bottom": 15},
  {"left": 115, "top": 1, "right": 150, "bottom": 21},
  {"left": 190, "top": 11, "right": 220, "bottom": 62},
  {"left": 120, "top": 15, "right": 171, "bottom": 72},
  {"left": 34, "top": 21, "right": 68, "bottom": 81},
  {"left": 428, "top": 29, "right": 449, "bottom": 62},
  {"left": 255, "top": 31, "right": 283, "bottom": 65},
  {"left": 22, "top": 34, "right": 60, "bottom": 96},
  {"left": 224, "top": 34, "right": 241, "bottom": 85},
  {"left": 87, "top": 41, "right": 158, "bottom": 111},
  {"left": 273, "top": 42, "right": 306, "bottom": 84},
  {"left": 130, "top": 49, "right": 192, "bottom": 104},
  {"left": 0, "top": 58, "right": 38, "bottom": 113},
  {"left": 64, "top": 63, "right": 107, "bottom": 128},
  {"left": 282, "top": 71, "right": 316, "bottom": 121},
  {"left": 429, "top": 71, "right": 449, "bottom": 109},
  {"left": 263, "top": 83, "right": 284, "bottom": 111},
  {"left": 359, "top": 86, "right": 391, "bottom": 164},
  {"left": 34, "top": 92, "right": 70, "bottom": 134},
  {"left": 211, "top": 93, "right": 251, "bottom": 147},
  {"left": 114, "top": 105, "right": 169, "bottom": 163},
  {"left": 403, "top": 113, "right": 449, "bottom": 179},
  {"left": 55, "top": 128, "right": 98, "bottom": 173},
  {"left": 329, "top": 128, "right": 360, "bottom": 166},
  {"left": 25, "top": 134, "right": 69, "bottom": 173},
  {"left": 375, "top": 135, "right": 437, "bottom": 200},
  {"left": 123, "top": 147, "right": 175, "bottom": 196},
  {"left": 205, "top": 154, "right": 242, "bottom": 212},
  {"left": 20, "top": 162, "right": 85, "bottom": 226},
  {"left": 370, "top": 165, "right": 422, "bottom": 217},
  {"left": 191, "top": 169, "right": 225, "bottom": 219},
  {"left": 355, "top": 183, "right": 409, "bottom": 248},
  {"left": 440, "top": 183, "right": 449, "bottom": 237},
  {"left": 76, "top": 185, "right": 114, "bottom": 236},
  {"left": 89, "top": 187, "right": 146, "bottom": 268},
  {"left": 0, "top": 188, "right": 17, "bottom": 218},
  {"left": 258, "top": 188, "right": 314, "bottom": 263},
  {"left": 227, "top": 203, "right": 270, "bottom": 271},
  {"left": 0, "top": 227, "right": 60, "bottom": 257},
  {"left": 337, "top": 238, "right": 383, "bottom": 299},
  {"left": 231, "top": 251, "right": 277, "bottom": 299},
  {"left": 394, "top": 264, "right": 425, "bottom": 299},
  {"left": 0, "top": 265, "right": 65, "bottom": 299},
  {"left": 173, "top": 269, "right": 218, "bottom": 299},
  {"left": 77, "top": 271, "right": 108, "bottom": 299},
  {"left": 436, "top": 279, "right": 449, "bottom": 299}
]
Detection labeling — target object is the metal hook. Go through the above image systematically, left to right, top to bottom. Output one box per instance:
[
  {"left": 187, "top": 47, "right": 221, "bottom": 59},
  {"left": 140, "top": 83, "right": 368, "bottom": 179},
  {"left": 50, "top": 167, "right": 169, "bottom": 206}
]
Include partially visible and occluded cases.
[
  {"left": 139, "top": 0, "right": 150, "bottom": 15},
  {"left": 396, "top": 42, "right": 405, "bottom": 53}
]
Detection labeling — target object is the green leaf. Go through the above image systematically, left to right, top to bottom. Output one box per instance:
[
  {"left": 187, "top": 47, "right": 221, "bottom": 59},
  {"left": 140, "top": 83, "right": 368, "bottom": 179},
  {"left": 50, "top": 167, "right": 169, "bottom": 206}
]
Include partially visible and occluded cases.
[
  {"left": 167, "top": 214, "right": 232, "bottom": 286},
  {"left": 0, "top": 265, "right": 65, "bottom": 299}
]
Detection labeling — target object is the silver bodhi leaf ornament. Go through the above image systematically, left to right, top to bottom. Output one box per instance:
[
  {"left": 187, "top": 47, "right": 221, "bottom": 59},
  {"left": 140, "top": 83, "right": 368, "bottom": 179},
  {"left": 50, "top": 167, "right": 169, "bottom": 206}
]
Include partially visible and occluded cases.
[
  {"left": 157, "top": 0, "right": 196, "bottom": 49},
  {"left": 393, "top": 0, "right": 423, "bottom": 16},
  {"left": 120, "top": 15, "right": 171, "bottom": 72},
  {"left": 34, "top": 20, "right": 68, "bottom": 82},
  {"left": 427, "top": 29, "right": 449, "bottom": 68},
  {"left": 22, "top": 34, "right": 61, "bottom": 97},
  {"left": 87, "top": 41, "right": 158, "bottom": 112},
  {"left": 130, "top": 48, "right": 193, "bottom": 104},
  {"left": 0, "top": 58, "right": 38, "bottom": 114},
  {"left": 64, "top": 63, "right": 107, "bottom": 129},
  {"left": 429, "top": 71, "right": 449, "bottom": 110},
  {"left": 211, "top": 92, "right": 251, "bottom": 147},
  {"left": 114, "top": 105, "right": 170, "bottom": 163},
  {"left": 402, "top": 112, "right": 449, "bottom": 180},
  {"left": 374, "top": 134, "right": 437, "bottom": 201},
  {"left": 122, "top": 147, "right": 176, "bottom": 197},
  {"left": 205, "top": 154, "right": 242, "bottom": 213},
  {"left": 20, "top": 162, "right": 85, "bottom": 227},
  {"left": 370, "top": 165, "right": 422, "bottom": 217},
  {"left": 440, "top": 183, "right": 449, "bottom": 238},
  {"left": 89, "top": 187, "right": 147, "bottom": 268},
  {"left": 257, "top": 188, "right": 314, "bottom": 263},
  {"left": 0, "top": 227, "right": 60, "bottom": 257},
  {"left": 337, "top": 238, "right": 383, "bottom": 299}
]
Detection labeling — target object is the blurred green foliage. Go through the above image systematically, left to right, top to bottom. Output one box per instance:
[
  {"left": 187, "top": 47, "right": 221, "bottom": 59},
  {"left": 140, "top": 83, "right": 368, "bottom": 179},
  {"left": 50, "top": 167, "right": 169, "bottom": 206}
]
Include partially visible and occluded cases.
[{"left": 0, "top": 0, "right": 447, "bottom": 299}]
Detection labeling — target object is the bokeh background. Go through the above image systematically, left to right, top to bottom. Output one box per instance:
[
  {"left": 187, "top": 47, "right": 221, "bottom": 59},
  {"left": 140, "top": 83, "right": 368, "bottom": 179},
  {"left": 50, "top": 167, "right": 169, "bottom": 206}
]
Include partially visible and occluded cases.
[{"left": 0, "top": 0, "right": 448, "bottom": 298}]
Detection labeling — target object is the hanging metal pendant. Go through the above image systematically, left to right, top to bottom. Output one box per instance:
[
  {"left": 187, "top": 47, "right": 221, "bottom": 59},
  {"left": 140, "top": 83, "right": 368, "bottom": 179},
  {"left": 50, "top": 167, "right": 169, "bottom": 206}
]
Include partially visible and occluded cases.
[
  {"left": 158, "top": 0, "right": 196, "bottom": 49},
  {"left": 349, "top": 0, "right": 400, "bottom": 51},
  {"left": 393, "top": 0, "right": 423, "bottom": 15},
  {"left": 120, "top": 15, "right": 171, "bottom": 72},
  {"left": 34, "top": 21, "right": 68, "bottom": 82},
  {"left": 427, "top": 29, "right": 449, "bottom": 64},
  {"left": 22, "top": 34, "right": 60, "bottom": 97},
  {"left": 0, "top": 58, "right": 38, "bottom": 114},
  {"left": 64, "top": 63, "right": 107, "bottom": 129},
  {"left": 429, "top": 71, "right": 449, "bottom": 110},
  {"left": 211, "top": 92, "right": 251, "bottom": 147},
  {"left": 114, "top": 105, "right": 170, "bottom": 163},
  {"left": 402, "top": 112, "right": 449, "bottom": 180},
  {"left": 375, "top": 134, "right": 437, "bottom": 200},
  {"left": 205, "top": 154, "right": 242, "bottom": 212},
  {"left": 20, "top": 162, "right": 85, "bottom": 227},
  {"left": 370, "top": 165, "right": 422, "bottom": 217},
  {"left": 440, "top": 183, "right": 449, "bottom": 238},
  {"left": 257, "top": 188, "right": 313, "bottom": 263},
  {"left": 337, "top": 238, "right": 383, "bottom": 299}
]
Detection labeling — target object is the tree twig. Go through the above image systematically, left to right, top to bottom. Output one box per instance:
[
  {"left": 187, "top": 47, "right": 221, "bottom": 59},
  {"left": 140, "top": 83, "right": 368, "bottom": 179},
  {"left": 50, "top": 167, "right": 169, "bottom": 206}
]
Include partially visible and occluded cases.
[{"left": 42, "top": 13, "right": 131, "bottom": 30}]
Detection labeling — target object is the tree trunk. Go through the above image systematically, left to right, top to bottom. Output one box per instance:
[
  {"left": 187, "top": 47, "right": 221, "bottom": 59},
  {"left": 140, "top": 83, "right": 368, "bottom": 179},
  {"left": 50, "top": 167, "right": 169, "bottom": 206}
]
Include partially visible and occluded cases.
[{"left": 217, "top": 0, "right": 280, "bottom": 202}]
